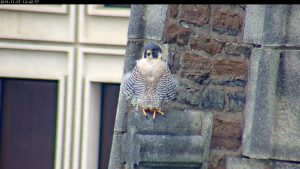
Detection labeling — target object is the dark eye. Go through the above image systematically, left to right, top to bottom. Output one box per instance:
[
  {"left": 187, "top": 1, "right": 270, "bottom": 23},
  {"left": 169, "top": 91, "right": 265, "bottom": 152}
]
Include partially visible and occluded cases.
[{"left": 153, "top": 49, "right": 156, "bottom": 51}]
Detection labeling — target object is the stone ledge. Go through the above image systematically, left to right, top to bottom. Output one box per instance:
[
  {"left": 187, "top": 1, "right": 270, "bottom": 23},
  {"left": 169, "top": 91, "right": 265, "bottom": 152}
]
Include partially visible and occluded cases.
[{"left": 227, "top": 157, "right": 300, "bottom": 169}]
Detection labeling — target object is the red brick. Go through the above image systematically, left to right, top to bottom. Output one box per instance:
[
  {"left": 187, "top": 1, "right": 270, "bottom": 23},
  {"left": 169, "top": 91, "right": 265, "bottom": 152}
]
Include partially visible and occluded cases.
[
  {"left": 168, "top": 5, "right": 178, "bottom": 18},
  {"left": 179, "top": 5, "right": 210, "bottom": 26},
  {"left": 212, "top": 10, "right": 243, "bottom": 36},
  {"left": 164, "top": 22, "right": 191, "bottom": 45},
  {"left": 191, "top": 36, "right": 225, "bottom": 55},
  {"left": 224, "top": 43, "right": 252, "bottom": 59},
  {"left": 181, "top": 52, "right": 212, "bottom": 82},
  {"left": 211, "top": 59, "right": 248, "bottom": 81},
  {"left": 212, "top": 116, "right": 242, "bottom": 139}
]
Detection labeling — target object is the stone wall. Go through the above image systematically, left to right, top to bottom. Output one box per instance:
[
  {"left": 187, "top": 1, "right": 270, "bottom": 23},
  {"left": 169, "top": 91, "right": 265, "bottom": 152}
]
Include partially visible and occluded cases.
[
  {"left": 110, "top": 4, "right": 300, "bottom": 169},
  {"left": 163, "top": 5, "right": 251, "bottom": 169}
]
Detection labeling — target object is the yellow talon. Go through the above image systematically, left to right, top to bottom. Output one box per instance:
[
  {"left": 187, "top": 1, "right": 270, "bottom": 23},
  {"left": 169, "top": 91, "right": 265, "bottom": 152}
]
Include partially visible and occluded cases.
[
  {"left": 142, "top": 108, "right": 147, "bottom": 116},
  {"left": 152, "top": 108, "right": 164, "bottom": 119},
  {"left": 157, "top": 108, "right": 164, "bottom": 116},
  {"left": 153, "top": 110, "right": 157, "bottom": 119}
]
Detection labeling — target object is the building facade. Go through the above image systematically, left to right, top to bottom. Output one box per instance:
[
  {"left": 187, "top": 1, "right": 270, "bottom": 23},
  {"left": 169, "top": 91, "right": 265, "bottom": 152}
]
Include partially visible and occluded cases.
[{"left": 0, "top": 5, "right": 129, "bottom": 169}]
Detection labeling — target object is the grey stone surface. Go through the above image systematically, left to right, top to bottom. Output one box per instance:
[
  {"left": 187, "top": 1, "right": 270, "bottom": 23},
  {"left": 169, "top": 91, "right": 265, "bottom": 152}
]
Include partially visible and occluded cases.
[
  {"left": 127, "top": 5, "right": 167, "bottom": 40},
  {"left": 127, "top": 5, "right": 145, "bottom": 39},
  {"left": 144, "top": 5, "right": 168, "bottom": 40},
  {"left": 243, "top": 5, "right": 291, "bottom": 46},
  {"left": 243, "top": 5, "right": 266, "bottom": 45},
  {"left": 286, "top": 5, "right": 300, "bottom": 46},
  {"left": 242, "top": 48, "right": 300, "bottom": 161},
  {"left": 227, "top": 157, "right": 300, "bottom": 169}
]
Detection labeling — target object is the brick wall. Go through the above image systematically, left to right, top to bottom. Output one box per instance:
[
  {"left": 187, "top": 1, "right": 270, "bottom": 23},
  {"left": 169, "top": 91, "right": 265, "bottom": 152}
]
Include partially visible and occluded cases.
[{"left": 163, "top": 5, "right": 252, "bottom": 169}]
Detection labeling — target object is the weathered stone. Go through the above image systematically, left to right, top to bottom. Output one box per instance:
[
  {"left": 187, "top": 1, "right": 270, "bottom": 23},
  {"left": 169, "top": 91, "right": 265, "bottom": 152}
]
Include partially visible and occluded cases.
[
  {"left": 168, "top": 4, "right": 178, "bottom": 18},
  {"left": 127, "top": 5, "right": 145, "bottom": 39},
  {"left": 144, "top": 5, "right": 168, "bottom": 40},
  {"left": 179, "top": 5, "right": 211, "bottom": 26},
  {"left": 243, "top": 5, "right": 291, "bottom": 46},
  {"left": 286, "top": 5, "right": 300, "bottom": 46},
  {"left": 212, "top": 10, "right": 243, "bottom": 36},
  {"left": 164, "top": 21, "right": 191, "bottom": 45},
  {"left": 177, "top": 28, "right": 191, "bottom": 45},
  {"left": 191, "top": 36, "right": 225, "bottom": 55},
  {"left": 124, "top": 39, "right": 144, "bottom": 73},
  {"left": 224, "top": 43, "right": 252, "bottom": 58},
  {"left": 224, "top": 43, "right": 241, "bottom": 56},
  {"left": 243, "top": 48, "right": 300, "bottom": 162},
  {"left": 243, "top": 48, "right": 280, "bottom": 160},
  {"left": 167, "top": 49, "right": 181, "bottom": 74},
  {"left": 181, "top": 52, "right": 212, "bottom": 83},
  {"left": 211, "top": 59, "right": 248, "bottom": 81},
  {"left": 176, "top": 78, "right": 204, "bottom": 106},
  {"left": 212, "top": 79, "right": 247, "bottom": 87},
  {"left": 201, "top": 88, "right": 225, "bottom": 111},
  {"left": 228, "top": 91, "right": 246, "bottom": 112},
  {"left": 110, "top": 109, "right": 213, "bottom": 169},
  {"left": 123, "top": 110, "right": 213, "bottom": 168},
  {"left": 212, "top": 116, "right": 242, "bottom": 139},
  {"left": 211, "top": 136, "right": 241, "bottom": 151},
  {"left": 209, "top": 150, "right": 226, "bottom": 169},
  {"left": 227, "top": 157, "right": 300, "bottom": 169}
]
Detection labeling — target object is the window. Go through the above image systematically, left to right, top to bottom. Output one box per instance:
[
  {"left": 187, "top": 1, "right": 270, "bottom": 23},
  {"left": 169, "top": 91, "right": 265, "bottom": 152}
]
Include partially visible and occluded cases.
[
  {"left": 0, "top": 78, "right": 58, "bottom": 169},
  {"left": 98, "top": 83, "right": 120, "bottom": 169}
]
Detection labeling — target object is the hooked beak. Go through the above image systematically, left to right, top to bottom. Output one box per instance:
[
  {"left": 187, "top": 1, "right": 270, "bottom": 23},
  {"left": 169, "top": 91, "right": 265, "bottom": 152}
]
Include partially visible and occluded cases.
[{"left": 146, "top": 50, "right": 152, "bottom": 59}]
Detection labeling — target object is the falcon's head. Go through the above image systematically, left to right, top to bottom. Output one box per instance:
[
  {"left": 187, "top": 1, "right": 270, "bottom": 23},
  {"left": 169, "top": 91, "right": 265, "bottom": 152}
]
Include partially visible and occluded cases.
[{"left": 143, "top": 43, "right": 162, "bottom": 59}]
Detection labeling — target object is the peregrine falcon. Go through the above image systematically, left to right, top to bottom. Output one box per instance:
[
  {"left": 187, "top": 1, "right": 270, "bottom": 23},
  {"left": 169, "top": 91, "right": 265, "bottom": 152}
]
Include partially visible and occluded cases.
[{"left": 123, "top": 43, "right": 177, "bottom": 119}]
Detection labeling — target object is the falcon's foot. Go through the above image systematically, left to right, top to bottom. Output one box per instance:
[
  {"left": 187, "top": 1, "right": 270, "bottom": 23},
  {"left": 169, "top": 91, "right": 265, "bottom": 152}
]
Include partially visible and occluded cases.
[
  {"left": 142, "top": 108, "right": 147, "bottom": 116},
  {"left": 152, "top": 108, "right": 164, "bottom": 119}
]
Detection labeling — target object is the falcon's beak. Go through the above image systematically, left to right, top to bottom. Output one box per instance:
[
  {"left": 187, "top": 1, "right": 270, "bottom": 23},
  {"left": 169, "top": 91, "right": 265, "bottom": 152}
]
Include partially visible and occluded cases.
[{"left": 147, "top": 50, "right": 152, "bottom": 59}]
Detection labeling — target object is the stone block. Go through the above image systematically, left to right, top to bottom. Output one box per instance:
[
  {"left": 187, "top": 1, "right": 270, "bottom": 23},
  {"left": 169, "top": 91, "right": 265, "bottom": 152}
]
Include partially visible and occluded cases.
[
  {"left": 168, "top": 4, "right": 178, "bottom": 18},
  {"left": 127, "top": 5, "right": 145, "bottom": 39},
  {"left": 128, "top": 5, "right": 168, "bottom": 41},
  {"left": 144, "top": 5, "right": 168, "bottom": 40},
  {"left": 179, "top": 5, "right": 211, "bottom": 26},
  {"left": 243, "top": 5, "right": 293, "bottom": 46},
  {"left": 286, "top": 5, "right": 300, "bottom": 46},
  {"left": 212, "top": 10, "right": 243, "bottom": 36},
  {"left": 164, "top": 21, "right": 191, "bottom": 45},
  {"left": 190, "top": 36, "right": 225, "bottom": 55},
  {"left": 224, "top": 43, "right": 252, "bottom": 59},
  {"left": 243, "top": 48, "right": 300, "bottom": 162},
  {"left": 181, "top": 52, "right": 212, "bottom": 83},
  {"left": 211, "top": 59, "right": 248, "bottom": 82},
  {"left": 176, "top": 78, "right": 204, "bottom": 106},
  {"left": 201, "top": 88, "right": 225, "bottom": 111},
  {"left": 228, "top": 91, "right": 246, "bottom": 112},
  {"left": 109, "top": 109, "right": 213, "bottom": 169},
  {"left": 212, "top": 116, "right": 242, "bottom": 139},
  {"left": 211, "top": 136, "right": 241, "bottom": 151},
  {"left": 227, "top": 157, "right": 300, "bottom": 169}
]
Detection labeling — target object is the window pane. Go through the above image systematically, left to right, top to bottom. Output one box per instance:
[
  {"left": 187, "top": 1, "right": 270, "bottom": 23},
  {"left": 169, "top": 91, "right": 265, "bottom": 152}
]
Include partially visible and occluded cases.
[
  {"left": 0, "top": 78, "right": 58, "bottom": 169},
  {"left": 99, "top": 83, "right": 120, "bottom": 169}
]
